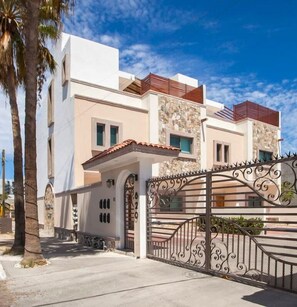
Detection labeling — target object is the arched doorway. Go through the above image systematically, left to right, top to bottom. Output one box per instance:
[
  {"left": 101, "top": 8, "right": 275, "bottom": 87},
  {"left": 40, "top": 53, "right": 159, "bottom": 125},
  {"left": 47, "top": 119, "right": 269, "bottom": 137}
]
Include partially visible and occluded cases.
[
  {"left": 124, "top": 174, "right": 136, "bottom": 250},
  {"left": 44, "top": 184, "right": 55, "bottom": 235}
]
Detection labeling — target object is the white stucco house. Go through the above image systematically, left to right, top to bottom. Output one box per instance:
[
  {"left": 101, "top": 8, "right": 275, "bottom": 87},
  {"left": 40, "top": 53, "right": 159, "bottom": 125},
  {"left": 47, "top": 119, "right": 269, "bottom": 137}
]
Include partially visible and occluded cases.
[{"left": 36, "top": 33, "right": 281, "bottom": 258}]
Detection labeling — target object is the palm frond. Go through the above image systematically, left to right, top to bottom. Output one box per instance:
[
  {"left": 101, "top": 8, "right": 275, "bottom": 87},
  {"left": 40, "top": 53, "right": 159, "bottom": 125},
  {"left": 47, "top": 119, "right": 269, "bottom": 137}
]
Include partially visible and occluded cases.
[
  {"left": 1, "top": 0, "right": 75, "bottom": 97},
  {"left": 39, "top": 24, "right": 60, "bottom": 41}
]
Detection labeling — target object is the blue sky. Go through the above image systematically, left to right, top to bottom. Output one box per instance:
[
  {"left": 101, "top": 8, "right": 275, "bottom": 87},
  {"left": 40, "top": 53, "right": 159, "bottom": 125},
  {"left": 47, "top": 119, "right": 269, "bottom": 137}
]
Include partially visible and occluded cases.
[{"left": 1, "top": 0, "right": 297, "bottom": 179}]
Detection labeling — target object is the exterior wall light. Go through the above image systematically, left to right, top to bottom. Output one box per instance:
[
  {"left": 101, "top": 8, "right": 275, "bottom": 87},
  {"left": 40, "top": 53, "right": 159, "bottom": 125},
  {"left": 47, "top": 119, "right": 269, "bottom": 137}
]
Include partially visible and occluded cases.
[{"left": 106, "top": 179, "right": 115, "bottom": 188}]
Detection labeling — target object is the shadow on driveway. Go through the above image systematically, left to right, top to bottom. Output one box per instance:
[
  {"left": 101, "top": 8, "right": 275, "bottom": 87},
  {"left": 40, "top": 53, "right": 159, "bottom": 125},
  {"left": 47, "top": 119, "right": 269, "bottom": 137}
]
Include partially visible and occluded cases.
[
  {"left": 0, "top": 234, "right": 104, "bottom": 259},
  {"left": 40, "top": 236, "right": 104, "bottom": 259},
  {"left": 242, "top": 287, "right": 297, "bottom": 307}
]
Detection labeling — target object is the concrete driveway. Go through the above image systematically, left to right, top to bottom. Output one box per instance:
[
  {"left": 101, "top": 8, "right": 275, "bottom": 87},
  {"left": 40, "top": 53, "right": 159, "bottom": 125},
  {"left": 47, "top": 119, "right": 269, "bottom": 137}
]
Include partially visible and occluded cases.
[{"left": 1, "top": 236, "right": 297, "bottom": 307}]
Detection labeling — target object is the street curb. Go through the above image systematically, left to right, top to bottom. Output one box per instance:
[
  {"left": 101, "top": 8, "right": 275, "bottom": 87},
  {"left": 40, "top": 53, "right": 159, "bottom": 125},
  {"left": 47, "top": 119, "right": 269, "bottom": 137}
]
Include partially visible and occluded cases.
[{"left": 0, "top": 262, "right": 7, "bottom": 280}]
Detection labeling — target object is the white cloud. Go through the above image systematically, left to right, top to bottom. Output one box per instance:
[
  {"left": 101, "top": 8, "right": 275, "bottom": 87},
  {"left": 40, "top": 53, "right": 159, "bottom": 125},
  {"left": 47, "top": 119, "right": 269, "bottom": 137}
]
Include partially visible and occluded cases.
[
  {"left": 63, "top": 0, "right": 205, "bottom": 49},
  {"left": 63, "top": 0, "right": 98, "bottom": 41},
  {"left": 98, "top": 0, "right": 198, "bottom": 32},
  {"left": 201, "top": 20, "right": 219, "bottom": 30},
  {"left": 243, "top": 24, "right": 260, "bottom": 31},
  {"left": 99, "top": 34, "right": 122, "bottom": 48},
  {"left": 219, "top": 41, "right": 239, "bottom": 54},
  {"left": 120, "top": 44, "right": 176, "bottom": 78},
  {"left": 203, "top": 75, "right": 297, "bottom": 154},
  {"left": 0, "top": 89, "right": 25, "bottom": 156},
  {"left": 0, "top": 94, "right": 13, "bottom": 154}
]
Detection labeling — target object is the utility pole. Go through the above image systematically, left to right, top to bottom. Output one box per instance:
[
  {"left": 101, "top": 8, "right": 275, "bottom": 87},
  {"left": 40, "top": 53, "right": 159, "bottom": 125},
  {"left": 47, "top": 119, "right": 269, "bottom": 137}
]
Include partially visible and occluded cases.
[{"left": 1, "top": 149, "right": 5, "bottom": 217}]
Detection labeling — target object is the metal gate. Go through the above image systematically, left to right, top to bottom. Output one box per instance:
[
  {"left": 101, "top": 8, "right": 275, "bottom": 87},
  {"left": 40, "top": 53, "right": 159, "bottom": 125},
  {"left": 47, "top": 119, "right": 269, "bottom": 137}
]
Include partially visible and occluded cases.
[
  {"left": 147, "top": 155, "right": 297, "bottom": 293},
  {"left": 124, "top": 174, "right": 136, "bottom": 250}
]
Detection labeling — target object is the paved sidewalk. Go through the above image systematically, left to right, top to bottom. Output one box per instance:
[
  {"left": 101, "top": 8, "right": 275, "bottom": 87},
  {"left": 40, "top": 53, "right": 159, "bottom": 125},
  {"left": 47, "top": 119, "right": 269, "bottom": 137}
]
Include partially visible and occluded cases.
[{"left": 1, "top": 235, "right": 297, "bottom": 306}]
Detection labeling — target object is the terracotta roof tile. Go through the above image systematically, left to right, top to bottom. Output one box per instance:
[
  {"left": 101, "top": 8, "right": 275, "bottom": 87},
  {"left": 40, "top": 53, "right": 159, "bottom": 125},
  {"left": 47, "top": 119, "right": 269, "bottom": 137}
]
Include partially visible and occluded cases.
[{"left": 83, "top": 139, "right": 180, "bottom": 166}]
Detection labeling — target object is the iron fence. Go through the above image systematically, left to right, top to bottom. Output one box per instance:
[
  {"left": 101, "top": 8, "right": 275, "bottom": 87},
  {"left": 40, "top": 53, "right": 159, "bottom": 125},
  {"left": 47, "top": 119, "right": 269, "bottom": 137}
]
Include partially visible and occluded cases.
[{"left": 147, "top": 154, "right": 297, "bottom": 292}]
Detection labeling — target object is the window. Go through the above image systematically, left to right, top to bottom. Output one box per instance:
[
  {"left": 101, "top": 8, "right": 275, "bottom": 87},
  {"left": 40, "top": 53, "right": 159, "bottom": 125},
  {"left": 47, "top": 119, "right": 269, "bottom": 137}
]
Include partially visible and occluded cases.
[
  {"left": 62, "top": 54, "right": 69, "bottom": 85},
  {"left": 47, "top": 82, "right": 54, "bottom": 126},
  {"left": 92, "top": 118, "right": 122, "bottom": 151},
  {"left": 96, "top": 124, "right": 105, "bottom": 146},
  {"left": 110, "top": 126, "right": 118, "bottom": 146},
  {"left": 166, "top": 130, "right": 197, "bottom": 159},
  {"left": 170, "top": 134, "right": 192, "bottom": 154},
  {"left": 48, "top": 137, "right": 54, "bottom": 178},
  {"left": 214, "top": 141, "right": 230, "bottom": 165},
  {"left": 224, "top": 145, "right": 229, "bottom": 163},
  {"left": 259, "top": 150, "right": 273, "bottom": 162},
  {"left": 71, "top": 193, "right": 77, "bottom": 206},
  {"left": 159, "top": 195, "right": 183, "bottom": 212},
  {"left": 214, "top": 195, "right": 225, "bottom": 207},
  {"left": 247, "top": 196, "right": 262, "bottom": 207}
]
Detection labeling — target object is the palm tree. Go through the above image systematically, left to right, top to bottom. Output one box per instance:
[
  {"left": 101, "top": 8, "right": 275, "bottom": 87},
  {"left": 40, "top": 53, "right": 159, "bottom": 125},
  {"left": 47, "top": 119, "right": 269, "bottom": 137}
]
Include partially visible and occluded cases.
[
  {"left": 0, "top": 0, "right": 25, "bottom": 254},
  {"left": 1, "top": 0, "right": 67, "bottom": 259},
  {"left": 20, "top": 0, "right": 74, "bottom": 266},
  {"left": 21, "top": 0, "right": 45, "bottom": 265}
]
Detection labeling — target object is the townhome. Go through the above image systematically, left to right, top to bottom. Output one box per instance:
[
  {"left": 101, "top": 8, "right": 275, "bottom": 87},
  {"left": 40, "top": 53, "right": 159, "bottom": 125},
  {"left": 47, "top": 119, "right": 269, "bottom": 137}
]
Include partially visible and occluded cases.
[{"left": 37, "top": 33, "right": 281, "bottom": 257}]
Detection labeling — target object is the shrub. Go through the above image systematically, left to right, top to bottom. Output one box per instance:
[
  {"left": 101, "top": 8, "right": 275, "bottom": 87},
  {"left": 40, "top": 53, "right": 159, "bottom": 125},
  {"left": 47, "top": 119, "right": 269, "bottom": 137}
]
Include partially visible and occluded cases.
[
  {"left": 198, "top": 216, "right": 264, "bottom": 236},
  {"left": 213, "top": 216, "right": 264, "bottom": 236}
]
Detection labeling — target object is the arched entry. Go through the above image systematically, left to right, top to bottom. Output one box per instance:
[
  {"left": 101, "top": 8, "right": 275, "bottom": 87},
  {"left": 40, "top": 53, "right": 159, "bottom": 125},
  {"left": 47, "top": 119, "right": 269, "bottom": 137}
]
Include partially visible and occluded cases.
[
  {"left": 124, "top": 174, "right": 136, "bottom": 250},
  {"left": 44, "top": 184, "right": 55, "bottom": 234}
]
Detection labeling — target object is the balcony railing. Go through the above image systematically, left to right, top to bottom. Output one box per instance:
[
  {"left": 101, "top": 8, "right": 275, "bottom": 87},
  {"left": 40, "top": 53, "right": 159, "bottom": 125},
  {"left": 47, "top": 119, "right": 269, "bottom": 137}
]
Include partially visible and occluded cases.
[
  {"left": 140, "top": 73, "right": 204, "bottom": 104},
  {"left": 124, "top": 74, "right": 279, "bottom": 127},
  {"left": 234, "top": 101, "right": 279, "bottom": 127}
]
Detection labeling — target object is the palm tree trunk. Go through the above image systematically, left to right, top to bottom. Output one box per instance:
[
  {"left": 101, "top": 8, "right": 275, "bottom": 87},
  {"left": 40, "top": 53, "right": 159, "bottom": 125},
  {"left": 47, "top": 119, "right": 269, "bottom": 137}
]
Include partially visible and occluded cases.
[
  {"left": 21, "top": 0, "right": 45, "bottom": 265},
  {"left": 6, "top": 65, "right": 25, "bottom": 254}
]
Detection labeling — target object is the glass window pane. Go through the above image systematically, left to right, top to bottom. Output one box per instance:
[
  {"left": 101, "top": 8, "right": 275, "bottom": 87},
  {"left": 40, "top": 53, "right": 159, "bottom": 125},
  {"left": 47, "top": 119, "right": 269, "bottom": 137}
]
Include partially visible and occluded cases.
[
  {"left": 97, "top": 124, "right": 104, "bottom": 146},
  {"left": 110, "top": 126, "right": 118, "bottom": 146},
  {"left": 170, "top": 135, "right": 180, "bottom": 148},
  {"left": 180, "top": 137, "right": 191, "bottom": 153},
  {"left": 216, "top": 144, "right": 222, "bottom": 162},
  {"left": 224, "top": 145, "right": 229, "bottom": 163},
  {"left": 259, "top": 150, "right": 272, "bottom": 161},
  {"left": 259, "top": 150, "right": 265, "bottom": 161},
  {"left": 160, "top": 195, "right": 183, "bottom": 212},
  {"left": 160, "top": 196, "right": 170, "bottom": 211},
  {"left": 170, "top": 196, "right": 183, "bottom": 212},
  {"left": 248, "top": 196, "right": 262, "bottom": 207}
]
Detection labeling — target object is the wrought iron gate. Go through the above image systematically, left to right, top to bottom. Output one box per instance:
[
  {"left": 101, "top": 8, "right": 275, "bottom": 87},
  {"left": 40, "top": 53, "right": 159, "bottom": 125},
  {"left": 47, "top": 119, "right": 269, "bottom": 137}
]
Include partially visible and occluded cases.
[
  {"left": 147, "top": 155, "right": 297, "bottom": 292},
  {"left": 124, "top": 174, "right": 136, "bottom": 250}
]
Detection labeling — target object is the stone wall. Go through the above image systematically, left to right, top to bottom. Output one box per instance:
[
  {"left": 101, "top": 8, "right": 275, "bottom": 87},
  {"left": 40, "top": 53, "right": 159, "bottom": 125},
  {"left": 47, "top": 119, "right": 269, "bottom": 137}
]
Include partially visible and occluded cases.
[
  {"left": 159, "top": 95, "right": 201, "bottom": 176},
  {"left": 253, "top": 121, "right": 279, "bottom": 158}
]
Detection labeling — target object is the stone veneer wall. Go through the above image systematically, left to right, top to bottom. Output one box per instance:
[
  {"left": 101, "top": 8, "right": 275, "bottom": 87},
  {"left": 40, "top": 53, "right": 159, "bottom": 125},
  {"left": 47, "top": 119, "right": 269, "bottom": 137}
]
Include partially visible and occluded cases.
[
  {"left": 159, "top": 95, "right": 201, "bottom": 176},
  {"left": 253, "top": 121, "right": 279, "bottom": 158}
]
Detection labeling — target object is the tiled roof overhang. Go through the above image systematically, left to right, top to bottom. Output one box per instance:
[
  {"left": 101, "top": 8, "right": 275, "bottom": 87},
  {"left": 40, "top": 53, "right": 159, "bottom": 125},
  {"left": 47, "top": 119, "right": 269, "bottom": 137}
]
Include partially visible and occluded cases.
[{"left": 82, "top": 139, "right": 180, "bottom": 171}]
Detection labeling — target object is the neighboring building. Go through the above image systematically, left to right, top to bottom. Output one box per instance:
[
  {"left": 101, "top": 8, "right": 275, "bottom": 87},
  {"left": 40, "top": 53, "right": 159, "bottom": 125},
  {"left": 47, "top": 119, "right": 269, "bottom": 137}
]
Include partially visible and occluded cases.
[
  {"left": 36, "top": 34, "right": 281, "bottom": 257},
  {"left": 0, "top": 180, "right": 14, "bottom": 219}
]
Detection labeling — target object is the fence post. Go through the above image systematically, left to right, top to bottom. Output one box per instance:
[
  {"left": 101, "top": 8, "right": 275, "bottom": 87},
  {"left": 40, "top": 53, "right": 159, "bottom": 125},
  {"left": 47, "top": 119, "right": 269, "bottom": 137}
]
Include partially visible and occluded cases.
[
  {"left": 205, "top": 172, "right": 212, "bottom": 271},
  {"left": 146, "top": 180, "right": 152, "bottom": 255}
]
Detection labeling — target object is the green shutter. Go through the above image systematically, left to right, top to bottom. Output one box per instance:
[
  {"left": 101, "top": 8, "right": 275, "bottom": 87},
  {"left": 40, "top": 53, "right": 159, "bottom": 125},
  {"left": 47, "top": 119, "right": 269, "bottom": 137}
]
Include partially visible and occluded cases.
[
  {"left": 97, "top": 124, "right": 104, "bottom": 146},
  {"left": 110, "top": 126, "right": 118, "bottom": 146},
  {"left": 170, "top": 135, "right": 180, "bottom": 148},
  {"left": 180, "top": 137, "right": 191, "bottom": 153},
  {"left": 259, "top": 150, "right": 272, "bottom": 161},
  {"left": 160, "top": 195, "right": 183, "bottom": 212},
  {"left": 171, "top": 196, "right": 183, "bottom": 211},
  {"left": 248, "top": 196, "right": 262, "bottom": 207}
]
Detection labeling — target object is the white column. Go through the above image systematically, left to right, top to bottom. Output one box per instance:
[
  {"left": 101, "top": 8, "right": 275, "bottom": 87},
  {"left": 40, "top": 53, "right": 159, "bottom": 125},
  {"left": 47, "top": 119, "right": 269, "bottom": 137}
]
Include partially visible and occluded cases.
[
  {"left": 148, "top": 93, "right": 159, "bottom": 144},
  {"left": 200, "top": 107, "right": 207, "bottom": 170},
  {"left": 246, "top": 120, "right": 254, "bottom": 161},
  {"left": 135, "top": 158, "right": 153, "bottom": 258}
]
